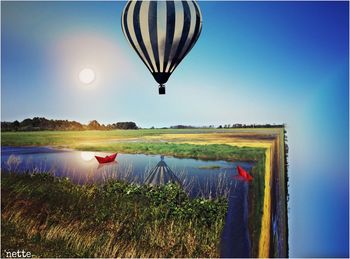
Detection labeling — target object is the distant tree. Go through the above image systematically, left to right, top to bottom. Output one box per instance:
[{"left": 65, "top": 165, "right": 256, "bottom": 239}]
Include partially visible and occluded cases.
[
  {"left": 32, "top": 117, "right": 46, "bottom": 127},
  {"left": 20, "top": 118, "right": 33, "bottom": 127},
  {"left": 13, "top": 120, "right": 20, "bottom": 131},
  {"left": 88, "top": 120, "right": 102, "bottom": 130},
  {"left": 70, "top": 121, "right": 84, "bottom": 130},
  {"left": 1, "top": 122, "right": 12, "bottom": 131},
  {"left": 106, "top": 122, "right": 138, "bottom": 130},
  {"left": 115, "top": 122, "right": 138, "bottom": 129},
  {"left": 232, "top": 123, "right": 242, "bottom": 128},
  {"left": 170, "top": 125, "right": 195, "bottom": 129},
  {"left": 218, "top": 125, "right": 222, "bottom": 129}
]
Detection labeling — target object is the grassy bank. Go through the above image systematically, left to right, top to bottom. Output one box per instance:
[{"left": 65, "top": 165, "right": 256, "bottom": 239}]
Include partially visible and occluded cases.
[
  {"left": 1, "top": 130, "right": 265, "bottom": 163},
  {"left": 78, "top": 142, "right": 264, "bottom": 162},
  {"left": 1, "top": 173, "right": 228, "bottom": 258}
]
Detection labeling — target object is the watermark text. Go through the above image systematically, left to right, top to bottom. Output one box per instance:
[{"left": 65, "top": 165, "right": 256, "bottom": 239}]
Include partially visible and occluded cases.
[{"left": 3, "top": 249, "right": 32, "bottom": 258}]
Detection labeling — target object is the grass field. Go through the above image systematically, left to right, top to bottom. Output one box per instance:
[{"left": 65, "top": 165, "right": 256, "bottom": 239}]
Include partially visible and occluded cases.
[
  {"left": 1, "top": 128, "right": 286, "bottom": 257},
  {"left": 1, "top": 128, "right": 282, "bottom": 147},
  {"left": 1, "top": 129, "right": 273, "bottom": 163},
  {"left": 1, "top": 129, "right": 213, "bottom": 146},
  {"left": 1, "top": 173, "right": 227, "bottom": 257}
]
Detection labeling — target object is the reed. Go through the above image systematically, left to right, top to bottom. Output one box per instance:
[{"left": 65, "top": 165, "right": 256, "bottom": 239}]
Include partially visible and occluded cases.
[{"left": 1, "top": 172, "right": 228, "bottom": 258}]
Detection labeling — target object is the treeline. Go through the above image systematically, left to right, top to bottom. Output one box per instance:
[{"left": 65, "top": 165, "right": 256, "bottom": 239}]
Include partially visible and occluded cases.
[
  {"left": 1, "top": 117, "right": 138, "bottom": 131},
  {"left": 1, "top": 118, "right": 284, "bottom": 131},
  {"left": 217, "top": 123, "right": 285, "bottom": 129},
  {"left": 168, "top": 124, "right": 285, "bottom": 129},
  {"left": 170, "top": 125, "right": 197, "bottom": 129}
]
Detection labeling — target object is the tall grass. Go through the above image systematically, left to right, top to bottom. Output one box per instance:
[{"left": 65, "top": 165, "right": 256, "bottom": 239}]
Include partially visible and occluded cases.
[
  {"left": 3, "top": 153, "right": 234, "bottom": 200},
  {"left": 247, "top": 156, "right": 266, "bottom": 257},
  {"left": 1, "top": 172, "right": 228, "bottom": 258}
]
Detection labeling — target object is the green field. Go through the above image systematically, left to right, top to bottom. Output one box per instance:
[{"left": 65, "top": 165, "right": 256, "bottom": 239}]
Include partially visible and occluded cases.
[
  {"left": 1, "top": 129, "right": 265, "bottom": 162},
  {"left": 1, "top": 129, "right": 210, "bottom": 146}
]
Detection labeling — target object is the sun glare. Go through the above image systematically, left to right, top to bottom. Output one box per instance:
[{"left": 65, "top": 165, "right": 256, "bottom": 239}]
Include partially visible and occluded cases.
[
  {"left": 79, "top": 68, "right": 95, "bottom": 84},
  {"left": 80, "top": 151, "right": 95, "bottom": 161}
]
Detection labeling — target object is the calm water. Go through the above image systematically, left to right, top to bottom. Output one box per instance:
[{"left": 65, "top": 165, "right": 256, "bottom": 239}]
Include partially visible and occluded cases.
[{"left": 1, "top": 146, "right": 253, "bottom": 198}]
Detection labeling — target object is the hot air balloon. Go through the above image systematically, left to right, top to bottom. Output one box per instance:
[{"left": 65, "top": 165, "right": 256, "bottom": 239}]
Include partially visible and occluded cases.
[{"left": 121, "top": 0, "right": 202, "bottom": 94}]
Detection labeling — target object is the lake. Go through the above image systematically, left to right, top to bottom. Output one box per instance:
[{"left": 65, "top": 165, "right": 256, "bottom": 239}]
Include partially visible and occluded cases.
[{"left": 1, "top": 146, "right": 253, "bottom": 198}]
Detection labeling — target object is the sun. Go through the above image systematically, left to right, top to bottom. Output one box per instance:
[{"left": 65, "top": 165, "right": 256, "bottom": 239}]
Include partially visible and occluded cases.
[{"left": 78, "top": 68, "right": 95, "bottom": 84}]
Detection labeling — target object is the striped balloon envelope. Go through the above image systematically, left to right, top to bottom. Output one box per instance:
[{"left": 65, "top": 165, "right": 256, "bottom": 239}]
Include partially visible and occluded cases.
[{"left": 121, "top": 0, "right": 202, "bottom": 94}]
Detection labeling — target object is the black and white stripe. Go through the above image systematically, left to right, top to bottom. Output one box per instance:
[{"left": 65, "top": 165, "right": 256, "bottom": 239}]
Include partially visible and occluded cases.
[{"left": 122, "top": 0, "right": 202, "bottom": 85}]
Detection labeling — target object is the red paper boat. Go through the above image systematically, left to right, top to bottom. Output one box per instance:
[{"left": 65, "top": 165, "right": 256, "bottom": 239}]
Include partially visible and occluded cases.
[
  {"left": 95, "top": 153, "right": 117, "bottom": 164},
  {"left": 233, "top": 165, "right": 253, "bottom": 181}
]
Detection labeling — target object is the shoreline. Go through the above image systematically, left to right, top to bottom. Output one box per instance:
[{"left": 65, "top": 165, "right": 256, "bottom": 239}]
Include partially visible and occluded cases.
[{"left": 1, "top": 143, "right": 261, "bottom": 164}]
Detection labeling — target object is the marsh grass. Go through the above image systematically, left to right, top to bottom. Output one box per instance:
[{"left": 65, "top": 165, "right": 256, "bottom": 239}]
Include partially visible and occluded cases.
[
  {"left": 3, "top": 154, "right": 233, "bottom": 200},
  {"left": 6, "top": 154, "right": 22, "bottom": 171},
  {"left": 197, "top": 165, "right": 222, "bottom": 170},
  {"left": 175, "top": 169, "right": 232, "bottom": 200},
  {"left": 1, "top": 172, "right": 228, "bottom": 258}
]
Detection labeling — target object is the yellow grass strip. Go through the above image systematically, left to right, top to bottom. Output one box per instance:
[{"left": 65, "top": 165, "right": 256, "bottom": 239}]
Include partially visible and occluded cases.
[
  {"left": 176, "top": 139, "right": 272, "bottom": 149},
  {"left": 258, "top": 146, "right": 272, "bottom": 258}
]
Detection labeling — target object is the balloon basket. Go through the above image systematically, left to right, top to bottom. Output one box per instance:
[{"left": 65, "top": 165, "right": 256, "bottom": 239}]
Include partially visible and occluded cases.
[{"left": 159, "top": 85, "right": 165, "bottom": 95}]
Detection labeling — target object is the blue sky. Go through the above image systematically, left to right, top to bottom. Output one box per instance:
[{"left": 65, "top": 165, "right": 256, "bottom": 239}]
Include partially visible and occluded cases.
[{"left": 2, "top": 1, "right": 349, "bottom": 257}]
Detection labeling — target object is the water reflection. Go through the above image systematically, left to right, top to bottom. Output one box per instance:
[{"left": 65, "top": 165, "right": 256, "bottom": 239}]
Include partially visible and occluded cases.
[
  {"left": 1, "top": 146, "right": 253, "bottom": 199},
  {"left": 80, "top": 151, "right": 95, "bottom": 162},
  {"left": 144, "top": 156, "right": 181, "bottom": 186},
  {"left": 96, "top": 161, "right": 118, "bottom": 170}
]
